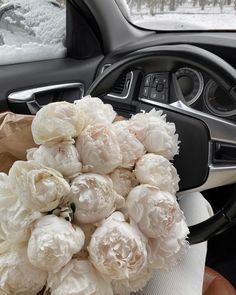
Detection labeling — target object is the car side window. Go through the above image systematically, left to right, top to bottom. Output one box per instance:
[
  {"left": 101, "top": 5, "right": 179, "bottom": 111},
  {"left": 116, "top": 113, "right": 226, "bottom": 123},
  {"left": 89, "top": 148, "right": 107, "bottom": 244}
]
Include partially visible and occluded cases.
[{"left": 0, "top": 0, "right": 66, "bottom": 65}]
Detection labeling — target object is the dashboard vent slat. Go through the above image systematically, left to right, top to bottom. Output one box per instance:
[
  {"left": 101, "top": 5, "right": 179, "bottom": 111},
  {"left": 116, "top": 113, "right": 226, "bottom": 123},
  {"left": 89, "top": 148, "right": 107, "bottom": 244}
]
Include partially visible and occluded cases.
[
  {"left": 108, "top": 72, "right": 133, "bottom": 99},
  {"left": 111, "top": 75, "right": 127, "bottom": 95}
]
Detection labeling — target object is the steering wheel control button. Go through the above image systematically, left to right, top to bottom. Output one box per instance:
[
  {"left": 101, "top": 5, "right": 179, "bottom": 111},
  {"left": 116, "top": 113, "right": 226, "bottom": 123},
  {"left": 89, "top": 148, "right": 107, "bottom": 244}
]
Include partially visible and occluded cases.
[
  {"left": 140, "top": 73, "right": 169, "bottom": 103},
  {"left": 152, "top": 74, "right": 169, "bottom": 89},
  {"left": 144, "top": 75, "right": 151, "bottom": 87},
  {"left": 156, "top": 83, "right": 164, "bottom": 92},
  {"left": 143, "top": 87, "right": 149, "bottom": 98},
  {"left": 150, "top": 88, "right": 158, "bottom": 100},
  {"left": 150, "top": 88, "right": 167, "bottom": 102}
]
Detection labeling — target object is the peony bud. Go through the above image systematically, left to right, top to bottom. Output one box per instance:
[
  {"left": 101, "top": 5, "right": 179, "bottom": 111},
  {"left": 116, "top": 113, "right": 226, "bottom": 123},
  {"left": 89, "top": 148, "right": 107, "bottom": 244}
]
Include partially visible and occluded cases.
[
  {"left": 75, "top": 95, "right": 116, "bottom": 127},
  {"left": 32, "top": 101, "right": 85, "bottom": 145},
  {"left": 129, "top": 109, "right": 179, "bottom": 160},
  {"left": 112, "top": 120, "right": 145, "bottom": 168},
  {"left": 76, "top": 124, "right": 122, "bottom": 174},
  {"left": 27, "top": 142, "right": 82, "bottom": 178},
  {"left": 135, "top": 153, "right": 179, "bottom": 194},
  {"left": 9, "top": 161, "right": 70, "bottom": 212},
  {"left": 109, "top": 168, "right": 138, "bottom": 198},
  {"left": 70, "top": 173, "right": 125, "bottom": 224},
  {"left": 126, "top": 185, "right": 187, "bottom": 239},
  {"left": 88, "top": 212, "right": 148, "bottom": 281},
  {"left": 27, "top": 215, "right": 85, "bottom": 273},
  {"left": 0, "top": 245, "right": 47, "bottom": 295},
  {"left": 47, "top": 259, "right": 113, "bottom": 295}
]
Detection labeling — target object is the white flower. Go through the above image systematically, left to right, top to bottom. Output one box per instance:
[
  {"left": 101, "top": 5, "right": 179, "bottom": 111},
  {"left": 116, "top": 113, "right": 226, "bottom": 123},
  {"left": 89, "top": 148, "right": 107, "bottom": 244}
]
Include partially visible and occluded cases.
[
  {"left": 75, "top": 95, "right": 116, "bottom": 127},
  {"left": 32, "top": 102, "right": 85, "bottom": 145},
  {"left": 129, "top": 109, "right": 179, "bottom": 160},
  {"left": 112, "top": 121, "right": 145, "bottom": 168},
  {"left": 76, "top": 124, "right": 122, "bottom": 174},
  {"left": 27, "top": 143, "right": 82, "bottom": 178},
  {"left": 135, "top": 154, "right": 179, "bottom": 194},
  {"left": 9, "top": 161, "right": 70, "bottom": 212},
  {"left": 109, "top": 168, "right": 138, "bottom": 198},
  {"left": 0, "top": 173, "right": 41, "bottom": 244},
  {"left": 0, "top": 173, "right": 16, "bottom": 208},
  {"left": 70, "top": 173, "right": 125, "bottom": 224},
  {"left": 126, "top": 185, "right": 188, "bottom": 239},
  {"left": 0, "top": 199, "right": 41, "bottom": 244},
  {"left": 88, "top": 212, "right": 148, "bottom": 281},
  {"left": 27, "top": 215, "right": 85, "bottom": 273},
  {"left": 148, "top": 225, "right": 189, "bottom": 271},
  {"left": 0, "top": 245, "right": 47, "bottom": 295},
  {"left": 47, "top": 260, "right": 113, "bottom": 295},
  {"left": 112, "top": 266, "right": 153, "bottom": 295}
]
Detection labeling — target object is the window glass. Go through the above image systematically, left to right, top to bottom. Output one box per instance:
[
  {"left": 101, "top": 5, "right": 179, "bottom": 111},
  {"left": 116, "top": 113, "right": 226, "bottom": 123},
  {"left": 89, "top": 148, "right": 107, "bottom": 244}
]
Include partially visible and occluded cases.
[
  {"left": 0, "top": 0, "right": 66, "bottom": 65},
  {"left": 117, "top": 0, "right": 236, "bottom": 30}
]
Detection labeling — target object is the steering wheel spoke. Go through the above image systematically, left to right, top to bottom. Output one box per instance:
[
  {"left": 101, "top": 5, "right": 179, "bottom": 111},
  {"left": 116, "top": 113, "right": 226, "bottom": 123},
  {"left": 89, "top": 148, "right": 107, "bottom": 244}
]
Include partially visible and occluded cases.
[{"left": 139, "top": 98, "right": 236, "bottom": 193}]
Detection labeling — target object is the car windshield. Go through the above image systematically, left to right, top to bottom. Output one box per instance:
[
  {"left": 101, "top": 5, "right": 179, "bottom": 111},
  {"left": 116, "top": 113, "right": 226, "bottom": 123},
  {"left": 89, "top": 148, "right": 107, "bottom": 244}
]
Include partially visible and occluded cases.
[{"left": 117, "top": 0, "right": 236, "bottom": 30}]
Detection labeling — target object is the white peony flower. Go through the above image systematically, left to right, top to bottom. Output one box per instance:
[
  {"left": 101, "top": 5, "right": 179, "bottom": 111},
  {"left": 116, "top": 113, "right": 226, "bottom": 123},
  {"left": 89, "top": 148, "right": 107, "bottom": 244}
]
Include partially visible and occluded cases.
[
  {"left": 75, "top": 95, "right": 116, "bottom": 127},
  {"left": 31, "top": 101, "right": 85, "bottom": 145},
  {"left": 129, "top": 109, "right": 179, "bottom": 160},
  {"left": 112, "top": 120, "right": 145, "bottom": 168},
  {"left": 76, "top": 124, "right": 122, "bottom": 174},
  {"left": 27, "top": 143, "right": 82, "bottom": 178},
  {"left": 135, "top": 153, "right": 179, "bottom": 195},
  {"left": 9, "top": 161, "right": 70, "bottom": 212},
  {"left": 109, "top": 168, "right": 138, "bottom": 198},
  {"left": 0, "top": 173, "right": 41, "bottom": 244},
  {"left": 0, "top": 173, "right": 16, "bottom": 208},
  {"left": 70, "top": 173, "right": 125, "bottom": 224},
  {"left": 126, "top": 185, "right": 188, "bottom": 239},
  {"left": 0, "top": 199, "right": 41, "bottom": 244},
  {"left": 88, "top": 212, "right": 148, "bottom": 281},
  {"left": 27, "top": 215, "right": 85, "bottom": 273},
  {"left": 148, "top": 222, "right": 189, "bottom": 271},
  {"left": 0, "top": 245, "right": 47, "bottom": 295},
  {"left": 47, "top": 260, "right": 113, "bottom": 295},
  {"left": 112, "top": 266, "right": 153, "bottom": 295}
]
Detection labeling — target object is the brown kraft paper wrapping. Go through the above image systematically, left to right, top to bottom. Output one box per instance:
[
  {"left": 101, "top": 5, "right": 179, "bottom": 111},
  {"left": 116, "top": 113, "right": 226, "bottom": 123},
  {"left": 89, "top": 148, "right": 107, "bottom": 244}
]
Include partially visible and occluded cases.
[{"left": 0, "top": 112, "right": 37, "bottom": 173}]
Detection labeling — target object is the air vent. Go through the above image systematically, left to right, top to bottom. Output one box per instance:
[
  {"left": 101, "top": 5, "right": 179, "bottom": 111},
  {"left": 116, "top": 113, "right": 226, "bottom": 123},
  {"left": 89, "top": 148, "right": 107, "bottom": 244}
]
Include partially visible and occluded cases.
[
  {"left": 108, "top": 72, "right": 133, "bottom": 99},
  {"left": 112, "top": 74, "right": 127, "bottom": 95}
]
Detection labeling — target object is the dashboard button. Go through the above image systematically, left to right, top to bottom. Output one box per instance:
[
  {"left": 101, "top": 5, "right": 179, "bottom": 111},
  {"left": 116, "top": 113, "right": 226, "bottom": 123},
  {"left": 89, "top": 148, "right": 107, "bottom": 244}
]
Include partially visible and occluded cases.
[
  {"left": 144, "top": 75, "right": 151, "bottom": 87},
  {"left": 156, "top": 83, "right": 164, "bottom": 92},
  {"left": 143, "top": 87, "right": 149, "bottom": 97},
  {"left": 150, "top": 88, "right": 158, "bottom": 99}
]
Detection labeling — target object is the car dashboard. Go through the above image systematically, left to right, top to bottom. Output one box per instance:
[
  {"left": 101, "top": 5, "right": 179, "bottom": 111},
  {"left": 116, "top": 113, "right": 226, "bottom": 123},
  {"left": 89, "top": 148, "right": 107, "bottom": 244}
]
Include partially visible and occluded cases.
[{"left": 104, "top": 62, "right": 236, "bottom": 123}]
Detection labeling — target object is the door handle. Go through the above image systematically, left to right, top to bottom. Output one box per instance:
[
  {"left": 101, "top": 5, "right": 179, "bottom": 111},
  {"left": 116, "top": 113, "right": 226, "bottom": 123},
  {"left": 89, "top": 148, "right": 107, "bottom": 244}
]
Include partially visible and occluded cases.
[{"left": 8, "top": 82, "right": 84, "bottom": 114}]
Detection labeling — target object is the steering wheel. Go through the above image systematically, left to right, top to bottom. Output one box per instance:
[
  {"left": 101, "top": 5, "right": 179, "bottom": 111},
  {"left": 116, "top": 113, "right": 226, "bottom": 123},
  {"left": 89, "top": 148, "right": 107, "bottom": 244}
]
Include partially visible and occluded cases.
[{"left": 87, "top": 44, "right": 236, "bottom": 245}]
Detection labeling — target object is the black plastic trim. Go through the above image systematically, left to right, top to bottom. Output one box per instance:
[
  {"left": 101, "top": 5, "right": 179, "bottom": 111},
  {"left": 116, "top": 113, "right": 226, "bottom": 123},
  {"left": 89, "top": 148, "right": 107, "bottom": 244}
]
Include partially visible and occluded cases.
[
  {"left": 67, "top": 0, "right": 103, "bottom": 59},
  {"left": 0, "top": 57, "right": 103, "bottom": 112}
]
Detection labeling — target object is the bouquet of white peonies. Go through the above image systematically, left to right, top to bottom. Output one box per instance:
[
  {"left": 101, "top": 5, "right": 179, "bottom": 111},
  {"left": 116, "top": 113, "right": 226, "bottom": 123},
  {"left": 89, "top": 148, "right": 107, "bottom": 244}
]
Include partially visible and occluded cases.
[{"left": 0, "top": 96, "right": 189, "bottom": 295}]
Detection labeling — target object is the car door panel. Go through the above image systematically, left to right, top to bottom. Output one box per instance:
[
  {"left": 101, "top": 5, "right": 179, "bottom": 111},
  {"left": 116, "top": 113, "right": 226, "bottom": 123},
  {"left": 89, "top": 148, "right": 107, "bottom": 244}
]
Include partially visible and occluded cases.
[{"left": 0, "top": 56, "right": 103, "bottom": 113}]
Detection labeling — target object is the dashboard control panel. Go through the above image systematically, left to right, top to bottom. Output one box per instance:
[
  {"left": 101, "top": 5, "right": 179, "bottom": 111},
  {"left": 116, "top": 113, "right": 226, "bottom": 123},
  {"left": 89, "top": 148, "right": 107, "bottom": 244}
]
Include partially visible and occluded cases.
[
  {"left": 137, "top": 67, "right": 236, "bottom": 122},
  {"left": 140, "top": 72, "right": 169, "bottom": 103}
]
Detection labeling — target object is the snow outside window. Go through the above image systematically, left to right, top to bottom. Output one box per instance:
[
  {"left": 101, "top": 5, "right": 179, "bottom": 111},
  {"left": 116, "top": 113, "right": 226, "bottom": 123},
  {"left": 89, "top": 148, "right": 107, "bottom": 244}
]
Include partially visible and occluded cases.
[
  {"left": 0, "top": 0, "right": 66, "bottom": 65},
  {"left": 117, "top": 0, "right": 236, "bottom": 30}
]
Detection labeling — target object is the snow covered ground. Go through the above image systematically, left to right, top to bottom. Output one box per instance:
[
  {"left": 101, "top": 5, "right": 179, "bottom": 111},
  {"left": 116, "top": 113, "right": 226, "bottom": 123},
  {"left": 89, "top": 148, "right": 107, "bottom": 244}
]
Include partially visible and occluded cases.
[
  {"left": 0, "top": 0, "right": 66, "bottom": 65},
  {"left": 130, "top": 4, "right": 236, "bottom": 30},
  {"left": 135, "top": 13, "right": 236, "bottom": 30}
]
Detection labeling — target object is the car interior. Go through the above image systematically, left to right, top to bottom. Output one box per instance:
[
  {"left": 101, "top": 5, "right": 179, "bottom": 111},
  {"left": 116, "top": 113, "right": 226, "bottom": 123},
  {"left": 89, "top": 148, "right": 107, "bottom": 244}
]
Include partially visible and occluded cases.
[{"left": 0, "top": 0, "right": 236, "bottom": 294}]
